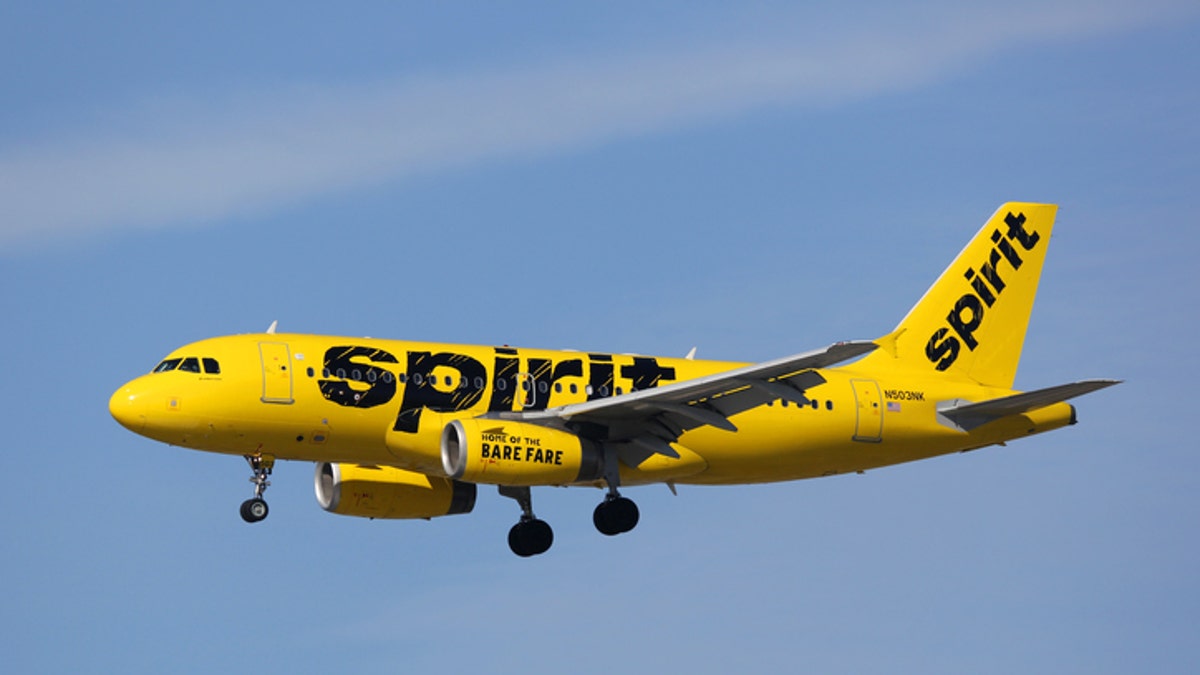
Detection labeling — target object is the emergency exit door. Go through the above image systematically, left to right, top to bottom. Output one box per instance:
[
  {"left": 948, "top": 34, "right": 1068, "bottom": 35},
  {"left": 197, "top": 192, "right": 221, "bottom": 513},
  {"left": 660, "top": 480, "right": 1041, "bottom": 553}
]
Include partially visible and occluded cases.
[{"left": 851, "top": 379, "right": 882, "bottom": 442}]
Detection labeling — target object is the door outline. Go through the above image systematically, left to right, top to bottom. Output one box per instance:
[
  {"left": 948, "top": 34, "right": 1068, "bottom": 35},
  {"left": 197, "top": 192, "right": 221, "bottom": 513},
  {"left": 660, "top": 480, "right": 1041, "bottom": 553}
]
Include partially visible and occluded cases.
[
  {"left": 259, "top": 342, "right": 294, "bottom": 404},
  {"left": 516, "top": 372, "right": 535, "bottom": 410},
  {"left": 851, "top": 378, "right": 883, "bottom": 443}
]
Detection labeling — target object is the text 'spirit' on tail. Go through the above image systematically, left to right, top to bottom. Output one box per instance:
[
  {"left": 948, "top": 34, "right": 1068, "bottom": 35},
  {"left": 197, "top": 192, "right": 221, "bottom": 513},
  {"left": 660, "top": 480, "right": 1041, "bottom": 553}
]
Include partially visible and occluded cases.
[{"left": 867, "top": 202, "right": 1058, "bottom": 389}]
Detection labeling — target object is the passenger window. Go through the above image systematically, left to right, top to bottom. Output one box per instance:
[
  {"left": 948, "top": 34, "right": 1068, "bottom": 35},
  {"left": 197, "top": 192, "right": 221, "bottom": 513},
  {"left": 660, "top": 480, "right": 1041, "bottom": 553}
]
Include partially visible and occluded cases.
[
  {"left": 179, "top": 357, "right": 201, "bottom": 373},
  {"left": 153, "top": 358, "right": 182, "bottom": 373},
  {"left": 202, "top": 358, "right": 221, "bottom": 374},
  {"left": 306, "top": 367, "right": 314, "bottom": 378},
  {"left": 383, "top": 372, "right": 394, "bottom": 384},
  {"left": 397, "top": 373, "right": 407, "bottom": 384},
  {"left": 474, "top": 377, "right": 484, "bottom": 389},
  {"left": 497, "top": 379, "right": 507, "bottom": 391},
  {"left": 538, "top": 381, "right": 548, "bottom": 394},
  {"left": 554, "top": 383, "right": 562, "bottom": 394},
  {"left": 570, "top": 383, "right": 578, "bottom": 394},
  {"left": 811, "top": 400, "right": 819, "bottom": 410},
  {"left": 826, "top": 400, "right": 834, "bottom": 411}
]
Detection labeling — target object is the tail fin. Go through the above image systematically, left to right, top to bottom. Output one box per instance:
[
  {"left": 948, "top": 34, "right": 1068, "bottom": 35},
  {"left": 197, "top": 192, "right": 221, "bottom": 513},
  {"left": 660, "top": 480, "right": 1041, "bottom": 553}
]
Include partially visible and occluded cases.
[{"left": 867, "top": 203, "right": 1058, "bottom": 389}]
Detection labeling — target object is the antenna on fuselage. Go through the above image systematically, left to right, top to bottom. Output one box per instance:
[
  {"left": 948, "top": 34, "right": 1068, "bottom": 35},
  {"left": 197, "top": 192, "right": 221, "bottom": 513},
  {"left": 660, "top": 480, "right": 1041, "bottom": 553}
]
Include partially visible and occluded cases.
[{"left": 266, "top": 320, "right": 278, "bottom": 334}]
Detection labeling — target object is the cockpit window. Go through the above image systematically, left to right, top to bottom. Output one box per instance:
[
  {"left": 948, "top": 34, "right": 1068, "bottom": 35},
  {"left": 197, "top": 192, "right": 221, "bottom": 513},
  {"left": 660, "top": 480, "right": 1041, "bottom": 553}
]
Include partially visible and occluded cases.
[
  {"left": 179, "top": 357, "right": 201, "bottom": 373},
  {"left": 153, "top": 358, "right": 182, "bottom": 373},
  {"left": 202, "top": 358, "right": 221, "bottom": 374}
]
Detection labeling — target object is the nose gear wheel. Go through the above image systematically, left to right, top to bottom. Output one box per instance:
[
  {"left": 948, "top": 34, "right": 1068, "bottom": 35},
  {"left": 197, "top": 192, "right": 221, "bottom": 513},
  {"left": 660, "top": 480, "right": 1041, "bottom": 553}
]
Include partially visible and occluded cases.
[{"left": 240, "top": 454, "right": 274, "bottom": 523}]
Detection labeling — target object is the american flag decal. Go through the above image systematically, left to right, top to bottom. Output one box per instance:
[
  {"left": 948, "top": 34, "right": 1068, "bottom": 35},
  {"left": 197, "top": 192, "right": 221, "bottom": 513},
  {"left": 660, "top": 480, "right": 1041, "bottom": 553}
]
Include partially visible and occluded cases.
[{"left": 887, "top": 401, "right": 901, "bottom": 412}]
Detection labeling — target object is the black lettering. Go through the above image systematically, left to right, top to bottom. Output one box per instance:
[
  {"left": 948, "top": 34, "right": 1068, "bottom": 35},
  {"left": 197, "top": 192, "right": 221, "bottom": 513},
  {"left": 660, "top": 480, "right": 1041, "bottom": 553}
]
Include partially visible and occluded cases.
[
  {"left": 1005, "top": 212, "right": 1040, "bottom": 250},
  {"left": 978, "top": 248, "right": 1007, "bottom": 294},
  {"left": 964, "top": 268, "right": 996, "bottom": 307},
  {"left": 946, "top": 294, "right": 984, "bottom": 350},
  {"left": 925, "top": 327, "right": 960, "bottom": 371},
  {"left": 319, "top": 346, "right": 399, "bottom": 408},
  {"left": 488, "top": 348, "right": 519, "bottom": 413},
  {"left": 392, "top": 351, "right": 487, "bottom": 433},
  {"left": 587, "top": 354, "right": 614, "bottom": 400},
  {"left": 620, "top": 357, "right": 677, "bottom": 391}
]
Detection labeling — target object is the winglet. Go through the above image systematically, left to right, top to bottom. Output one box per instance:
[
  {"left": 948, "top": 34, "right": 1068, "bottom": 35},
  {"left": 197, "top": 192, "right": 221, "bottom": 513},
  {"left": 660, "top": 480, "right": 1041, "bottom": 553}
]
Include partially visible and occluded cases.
[
  {"left": 266, "top": 320, "right": 278, "bottom": 334},
  {"left": 685, "top": 347, "right": 697, "bottom": 360}
]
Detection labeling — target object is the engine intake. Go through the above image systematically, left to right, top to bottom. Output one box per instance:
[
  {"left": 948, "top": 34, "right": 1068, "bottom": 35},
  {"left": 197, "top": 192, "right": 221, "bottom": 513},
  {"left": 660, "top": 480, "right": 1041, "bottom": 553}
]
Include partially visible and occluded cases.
[
  {"left": 441, "top": 419, "right": 603, "bottom": 485},
  {"left": 314, "top": 462, "right": 476, "bottom": 519}
]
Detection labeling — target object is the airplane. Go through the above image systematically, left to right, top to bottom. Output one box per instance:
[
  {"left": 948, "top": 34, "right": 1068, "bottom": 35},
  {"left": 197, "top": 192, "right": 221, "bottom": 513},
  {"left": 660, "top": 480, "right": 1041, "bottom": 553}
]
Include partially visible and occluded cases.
[{"left": 110, "top": 202, "right": 1118, "bottom": 557}]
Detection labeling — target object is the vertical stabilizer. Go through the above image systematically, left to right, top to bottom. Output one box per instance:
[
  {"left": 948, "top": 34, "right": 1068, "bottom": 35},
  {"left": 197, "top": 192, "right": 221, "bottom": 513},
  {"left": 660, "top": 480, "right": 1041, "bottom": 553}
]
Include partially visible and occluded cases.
[{"left": 866, "top": 203, "right": 1057, "bottom": 389}]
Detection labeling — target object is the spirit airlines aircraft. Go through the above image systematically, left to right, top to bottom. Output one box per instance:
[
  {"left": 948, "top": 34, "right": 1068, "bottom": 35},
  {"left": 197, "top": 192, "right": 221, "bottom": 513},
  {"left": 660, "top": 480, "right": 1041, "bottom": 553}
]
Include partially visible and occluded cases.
[{"left": 110, "top": 203, "right": 1117, "bottom": 556}]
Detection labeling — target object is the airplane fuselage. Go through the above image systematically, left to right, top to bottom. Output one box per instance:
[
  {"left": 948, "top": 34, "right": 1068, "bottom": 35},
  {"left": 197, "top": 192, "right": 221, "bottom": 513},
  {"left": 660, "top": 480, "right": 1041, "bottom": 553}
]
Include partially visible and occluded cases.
[{"left": 111, "top": 333, "right": 1075, "bottom": 486}]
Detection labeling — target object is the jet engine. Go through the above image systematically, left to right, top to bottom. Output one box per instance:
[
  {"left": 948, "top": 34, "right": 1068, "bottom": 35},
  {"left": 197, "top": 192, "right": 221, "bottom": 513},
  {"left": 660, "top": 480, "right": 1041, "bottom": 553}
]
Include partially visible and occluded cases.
[
  {"left": 441, "top": 419, "right": 604, "bottom": 486},
  {"left": 314, "top": 462, "right": 476, "bottom": 519}
]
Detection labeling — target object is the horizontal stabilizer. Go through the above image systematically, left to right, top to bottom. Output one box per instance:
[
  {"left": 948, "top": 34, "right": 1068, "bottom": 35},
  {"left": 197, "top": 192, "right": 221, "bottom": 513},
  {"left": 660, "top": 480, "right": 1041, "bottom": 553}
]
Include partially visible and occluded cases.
[{"left": 939, "top": 379, "right": 1120, "bottom": 431}]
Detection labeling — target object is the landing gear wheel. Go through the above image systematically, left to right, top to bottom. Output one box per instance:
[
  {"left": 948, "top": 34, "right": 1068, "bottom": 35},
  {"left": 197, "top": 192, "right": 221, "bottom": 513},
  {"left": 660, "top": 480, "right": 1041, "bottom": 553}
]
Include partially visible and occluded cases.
[
  {"left": 240, "top": 453, "right": 275, "bottom": 524},
  {"left": 593, "top": 496, "right": 639, "bottom": 536},
  {"left": 240, "top": 498, "right": 269, "bottom": 523},
  {"left": 508, "top": 518, "right": 553, "bottom": 557}
]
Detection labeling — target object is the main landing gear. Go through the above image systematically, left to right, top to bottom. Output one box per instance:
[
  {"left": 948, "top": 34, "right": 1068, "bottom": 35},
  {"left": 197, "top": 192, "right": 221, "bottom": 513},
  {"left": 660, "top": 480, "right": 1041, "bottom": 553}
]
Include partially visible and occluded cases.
[
  {"left": 594, "top": 445, "right": 638, "bottom": 536},
  {"left": 240, "top": 454, "right": 274, "bottom": 523},
  {"left": 499, "top": 458, "right": 640, "bottom": 557},
  {"left": 499, "top": 486, "right": 553, "bottom": 557},
  {"left": 593, "top": 492, "right": 639, "bottom": 536}
]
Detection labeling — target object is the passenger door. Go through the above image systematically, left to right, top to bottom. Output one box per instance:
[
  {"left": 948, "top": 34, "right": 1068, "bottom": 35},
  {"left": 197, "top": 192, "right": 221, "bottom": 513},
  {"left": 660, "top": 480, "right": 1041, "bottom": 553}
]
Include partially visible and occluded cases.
[{"left": 259, "top": 342, "right": 294, "bottom": 404}]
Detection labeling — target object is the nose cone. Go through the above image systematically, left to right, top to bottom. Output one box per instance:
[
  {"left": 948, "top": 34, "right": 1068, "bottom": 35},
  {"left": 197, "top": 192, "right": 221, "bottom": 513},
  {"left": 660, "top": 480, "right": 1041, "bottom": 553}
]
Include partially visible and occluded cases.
[{"left": 109, "top": 383, "right": 147, "bottom": 432}]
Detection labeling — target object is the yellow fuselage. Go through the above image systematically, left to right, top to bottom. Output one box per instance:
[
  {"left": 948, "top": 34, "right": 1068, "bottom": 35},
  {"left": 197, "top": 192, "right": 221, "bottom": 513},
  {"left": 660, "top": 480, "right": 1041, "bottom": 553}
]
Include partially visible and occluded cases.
[{"left": 110, "top": 332, "right": 1074, "bottom": 486}]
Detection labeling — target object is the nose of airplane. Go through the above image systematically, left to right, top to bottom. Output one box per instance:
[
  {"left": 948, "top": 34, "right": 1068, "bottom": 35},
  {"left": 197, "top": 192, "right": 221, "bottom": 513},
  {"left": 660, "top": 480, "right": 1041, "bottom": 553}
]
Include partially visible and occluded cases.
[{"left": 109, "top": 383, "right": 147, "bottom": 432}]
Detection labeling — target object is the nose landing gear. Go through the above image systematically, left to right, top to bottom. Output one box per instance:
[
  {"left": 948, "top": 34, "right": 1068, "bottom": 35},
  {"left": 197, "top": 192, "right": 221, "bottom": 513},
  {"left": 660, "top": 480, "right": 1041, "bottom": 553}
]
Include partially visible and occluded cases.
[{"left": 240, "top": 454, "right": 274, "bottom": 523}]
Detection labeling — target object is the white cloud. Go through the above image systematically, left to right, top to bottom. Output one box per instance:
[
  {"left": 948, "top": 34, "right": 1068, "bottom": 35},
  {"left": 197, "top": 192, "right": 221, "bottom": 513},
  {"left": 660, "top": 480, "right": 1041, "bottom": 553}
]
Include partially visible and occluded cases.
[{"left": 0, "top": 1, "right": 1186, "bottom": 251}]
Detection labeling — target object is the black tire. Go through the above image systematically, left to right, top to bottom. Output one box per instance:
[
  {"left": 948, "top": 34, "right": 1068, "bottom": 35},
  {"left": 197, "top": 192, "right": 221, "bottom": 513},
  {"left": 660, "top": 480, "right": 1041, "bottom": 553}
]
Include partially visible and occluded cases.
[
  {"left": 611, "top": 496, "right": 639, "bottom": 533},
  {"left": 594, "top": 497, "right": 639, "bottom": 536},
  {"left": 240, "top": 498, "right": 269, "bottom": 523},
  {"left": 508, "top": 519, "right": 553, "bottom": 557}
]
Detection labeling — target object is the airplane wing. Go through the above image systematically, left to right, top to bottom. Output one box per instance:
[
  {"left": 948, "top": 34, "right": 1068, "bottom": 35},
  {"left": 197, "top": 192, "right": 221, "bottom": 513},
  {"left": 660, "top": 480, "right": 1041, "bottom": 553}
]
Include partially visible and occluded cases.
[
  {"left": 498, "top": 340, "right": 878, "bottom": 458},
  {"left": 938, "top": 379, "right": 1121, "bottom": 431}
]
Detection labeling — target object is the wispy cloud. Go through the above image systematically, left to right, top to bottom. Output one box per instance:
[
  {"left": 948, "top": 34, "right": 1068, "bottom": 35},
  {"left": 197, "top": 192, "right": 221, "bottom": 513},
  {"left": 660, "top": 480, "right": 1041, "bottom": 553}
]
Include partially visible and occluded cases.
[{"left": 0, "top": 2, "right": 1185, "bottom": 251}]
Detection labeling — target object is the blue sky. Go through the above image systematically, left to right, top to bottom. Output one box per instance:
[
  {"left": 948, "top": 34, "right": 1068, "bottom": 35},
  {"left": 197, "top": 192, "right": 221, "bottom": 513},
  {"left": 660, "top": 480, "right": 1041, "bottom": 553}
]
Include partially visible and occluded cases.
[{"left": 2, "top": 1, "right": 1197, "bottom": 672}]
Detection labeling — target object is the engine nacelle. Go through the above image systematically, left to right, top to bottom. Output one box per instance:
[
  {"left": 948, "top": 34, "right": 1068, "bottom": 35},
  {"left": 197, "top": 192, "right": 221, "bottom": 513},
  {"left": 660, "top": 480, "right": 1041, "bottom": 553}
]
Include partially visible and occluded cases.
[
  {"left": 441, "top": 419, "right": 604, "bottom": 486},
  {"left": 314, "top": 462, "right": 476, "bottom": 519}
]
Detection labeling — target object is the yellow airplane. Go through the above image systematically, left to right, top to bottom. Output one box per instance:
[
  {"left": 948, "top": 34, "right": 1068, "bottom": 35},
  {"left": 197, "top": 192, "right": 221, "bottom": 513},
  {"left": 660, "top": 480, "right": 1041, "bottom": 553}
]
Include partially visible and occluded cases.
[{"left": 110, "top": 203, "right": 1117, "bottom": 556}]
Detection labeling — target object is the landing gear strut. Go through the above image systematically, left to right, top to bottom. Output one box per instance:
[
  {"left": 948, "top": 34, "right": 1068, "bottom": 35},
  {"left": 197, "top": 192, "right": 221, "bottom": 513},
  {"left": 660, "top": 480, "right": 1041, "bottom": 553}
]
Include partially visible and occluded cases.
[
  {"left": 593, "top": 445, "right": 638, "bottom": 536},
  {"left": 240, "top": 453, "right": 274, "bottom": 523},
  {"left": 499, "top": 486, "right": 553, "bottom": 557}
]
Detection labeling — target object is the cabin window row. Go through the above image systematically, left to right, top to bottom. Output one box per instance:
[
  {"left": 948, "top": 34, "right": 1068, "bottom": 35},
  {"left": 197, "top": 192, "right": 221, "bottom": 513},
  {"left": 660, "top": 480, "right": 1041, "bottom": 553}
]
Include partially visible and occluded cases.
[{"left": 305, "top": 366, "right": 638, "bottom": 397}]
